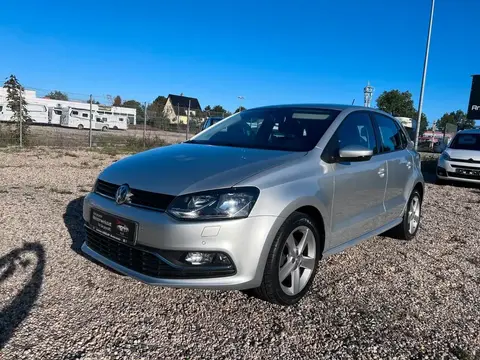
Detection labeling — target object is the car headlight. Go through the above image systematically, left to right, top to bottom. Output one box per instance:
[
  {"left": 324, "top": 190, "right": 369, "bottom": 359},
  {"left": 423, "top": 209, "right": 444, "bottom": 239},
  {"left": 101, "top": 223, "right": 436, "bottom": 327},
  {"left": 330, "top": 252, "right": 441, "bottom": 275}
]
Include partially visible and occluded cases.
[
  {"left": 440, "top": 151, "right": 451, "bottom": 161},
  {"left": 167, "top": 187, "right": 260, "bottom": 220}
]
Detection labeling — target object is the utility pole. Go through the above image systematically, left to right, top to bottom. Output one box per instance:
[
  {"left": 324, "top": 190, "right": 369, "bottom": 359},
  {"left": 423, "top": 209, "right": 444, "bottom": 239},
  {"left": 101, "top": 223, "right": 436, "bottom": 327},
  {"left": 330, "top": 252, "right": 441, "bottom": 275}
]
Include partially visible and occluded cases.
[
  {"left": 414, "top": 0, "right": 435, "bottom": 150},
  {"left": 19, "top": 86, "right": 23, "bottom": 147},
  {"left": 89, "top": 94, "right": 93, "bottom": 147},
  {"left": 186, "top": 100, "right": 191, "bottom": 140},
  {"left": 144, "top": 102, "right": 147, "bottom": 148},
  {"left": 177, "top": 103, "right": 180, "bottom": 132}
]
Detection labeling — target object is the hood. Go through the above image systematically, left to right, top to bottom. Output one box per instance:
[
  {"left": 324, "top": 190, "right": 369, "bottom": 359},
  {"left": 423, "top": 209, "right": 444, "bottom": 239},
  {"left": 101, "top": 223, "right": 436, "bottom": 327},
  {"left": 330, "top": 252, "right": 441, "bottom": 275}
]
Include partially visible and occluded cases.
[
  {"left": 98, "top": 143, "right": 306, "bottom": 195},
  {"left": 445, "top": 148, "right": 480, "bottom": 162}
]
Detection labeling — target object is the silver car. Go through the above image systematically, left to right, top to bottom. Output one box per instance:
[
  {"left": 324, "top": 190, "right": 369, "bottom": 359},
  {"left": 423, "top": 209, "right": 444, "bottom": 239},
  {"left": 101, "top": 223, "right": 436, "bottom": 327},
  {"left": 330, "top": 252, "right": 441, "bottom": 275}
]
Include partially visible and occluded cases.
[
  {"left": 82, "top": 104, "right": 424, "bottom": 305},
  {"left": 436, "top": 128, "right": 480, "bottom": 185}
]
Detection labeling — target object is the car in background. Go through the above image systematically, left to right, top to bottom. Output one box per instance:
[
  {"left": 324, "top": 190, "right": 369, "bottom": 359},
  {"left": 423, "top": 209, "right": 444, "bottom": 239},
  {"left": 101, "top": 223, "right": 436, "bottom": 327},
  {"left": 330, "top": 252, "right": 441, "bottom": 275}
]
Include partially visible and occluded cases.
[
  {"left": 82, "top": 104, "right": 424, "bottom": 305},
  {"left": 201, "top": 116, "right": 224, "bottom": 131},
  {"left": 436, "top": 129, "right": 480, "bottom": 185}
]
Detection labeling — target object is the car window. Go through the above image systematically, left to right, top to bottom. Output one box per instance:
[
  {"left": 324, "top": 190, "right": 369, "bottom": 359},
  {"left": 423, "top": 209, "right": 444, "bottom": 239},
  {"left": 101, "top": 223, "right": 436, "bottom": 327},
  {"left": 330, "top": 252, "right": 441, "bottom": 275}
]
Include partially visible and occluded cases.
[
  {"left": 189, "top": 107, "right": 341, "bottom": 152},
  {"left": 321, "top": 111, "right": 377, "bottom": 162},
  {"left": 374, "top": 114, "right": 405, "bottom": 153},
  {"left": 395, "top": 122, "right": 409, "bottom": 148},
  {"left": 449, "top": 133, "right": 480, "bottom": 150}
]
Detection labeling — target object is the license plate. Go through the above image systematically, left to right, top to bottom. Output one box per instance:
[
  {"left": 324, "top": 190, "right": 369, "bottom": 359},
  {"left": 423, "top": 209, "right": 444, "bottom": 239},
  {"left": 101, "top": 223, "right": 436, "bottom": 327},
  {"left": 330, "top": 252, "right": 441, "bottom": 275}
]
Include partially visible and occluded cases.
[
  {"left": 456, "top": 168, "right": 480, "bottom": 176},
  {"left": 89, "top": 208, "right": 137, "bottom": 245}
]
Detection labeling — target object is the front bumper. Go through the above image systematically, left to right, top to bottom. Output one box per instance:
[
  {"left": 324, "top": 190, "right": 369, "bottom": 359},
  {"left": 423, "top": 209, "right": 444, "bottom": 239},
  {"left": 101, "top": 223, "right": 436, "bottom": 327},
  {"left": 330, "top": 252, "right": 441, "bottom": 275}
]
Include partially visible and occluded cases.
[
  {"left": 437, "top": 157, "right": 480, "bottom": 184},
  {"left": 81, "top": 192, "right": 281, "bottom": 290}
]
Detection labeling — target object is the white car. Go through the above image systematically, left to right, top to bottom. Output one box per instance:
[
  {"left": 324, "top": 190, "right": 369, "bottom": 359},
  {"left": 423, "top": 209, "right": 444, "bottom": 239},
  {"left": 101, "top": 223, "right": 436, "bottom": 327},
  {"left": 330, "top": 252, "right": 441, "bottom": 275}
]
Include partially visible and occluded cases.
[{"left": 436, "top": 129, "right": 480, "bottom": 185}]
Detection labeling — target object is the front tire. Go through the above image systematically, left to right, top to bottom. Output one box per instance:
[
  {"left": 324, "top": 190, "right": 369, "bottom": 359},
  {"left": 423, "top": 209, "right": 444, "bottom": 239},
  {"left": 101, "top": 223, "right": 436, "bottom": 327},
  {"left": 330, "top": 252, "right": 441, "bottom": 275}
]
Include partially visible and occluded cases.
[{"left": 249, "top": 212, "right": 322, "bottom": 306}]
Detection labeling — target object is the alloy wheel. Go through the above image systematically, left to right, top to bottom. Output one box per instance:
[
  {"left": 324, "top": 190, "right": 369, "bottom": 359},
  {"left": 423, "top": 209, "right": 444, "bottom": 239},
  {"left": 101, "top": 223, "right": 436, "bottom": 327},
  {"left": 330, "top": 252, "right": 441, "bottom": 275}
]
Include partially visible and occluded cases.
[
  {"left": 407, "top": 195, "right": 421, "bottom": 234},
  {"left": 278, "top": 226, "right": 316, "bottom": 296}
]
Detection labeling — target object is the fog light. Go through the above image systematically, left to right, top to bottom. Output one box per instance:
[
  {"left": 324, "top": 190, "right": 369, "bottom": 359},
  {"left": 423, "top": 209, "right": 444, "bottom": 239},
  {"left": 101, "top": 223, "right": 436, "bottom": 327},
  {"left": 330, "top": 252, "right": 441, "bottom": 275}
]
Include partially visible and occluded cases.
[
  {"left": 437, "top": 166, "right": 447, "bottom": 177},
  {"left": 184, "top": 252, "right": 232, "bottom": 266},
  {"left": 185, "top": 252, "right": 215, "bottom": 265},
  {"left": 216, "top": 253, "right": 231, "bottom": 265}
]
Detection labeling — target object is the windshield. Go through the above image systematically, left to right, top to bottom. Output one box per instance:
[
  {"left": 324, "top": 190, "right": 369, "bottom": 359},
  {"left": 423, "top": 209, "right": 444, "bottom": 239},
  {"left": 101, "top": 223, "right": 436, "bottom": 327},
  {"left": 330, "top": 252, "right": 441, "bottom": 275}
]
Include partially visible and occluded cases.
[
  {"left": 189, "top": 107, "right": 341, "bottom": 152},
  {"left": 449, "top": 133, "right": 480, "bottom": 151}
]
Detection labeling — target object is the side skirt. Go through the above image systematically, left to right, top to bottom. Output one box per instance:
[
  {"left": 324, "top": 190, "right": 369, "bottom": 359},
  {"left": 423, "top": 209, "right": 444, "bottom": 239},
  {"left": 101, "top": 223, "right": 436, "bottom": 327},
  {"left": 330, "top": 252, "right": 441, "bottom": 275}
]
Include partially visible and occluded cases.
[{"left": 322, "top": 218, "right": 403, "bottom": 259}]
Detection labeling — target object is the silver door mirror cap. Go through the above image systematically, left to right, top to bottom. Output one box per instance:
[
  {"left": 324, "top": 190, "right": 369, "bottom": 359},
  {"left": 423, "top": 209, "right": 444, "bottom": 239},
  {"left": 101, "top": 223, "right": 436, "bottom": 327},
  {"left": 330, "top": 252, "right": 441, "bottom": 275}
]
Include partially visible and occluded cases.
[{"left": 338, "top": 145, "right": 374, "bottom": 162}]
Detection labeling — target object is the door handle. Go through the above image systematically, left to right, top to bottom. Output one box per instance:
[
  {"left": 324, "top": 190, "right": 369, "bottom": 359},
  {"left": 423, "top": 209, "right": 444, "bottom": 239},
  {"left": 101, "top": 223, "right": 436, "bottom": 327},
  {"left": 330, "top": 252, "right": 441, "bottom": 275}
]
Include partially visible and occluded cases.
[{"left": 378, "top": 168, "right": 385, "bottom": 178}]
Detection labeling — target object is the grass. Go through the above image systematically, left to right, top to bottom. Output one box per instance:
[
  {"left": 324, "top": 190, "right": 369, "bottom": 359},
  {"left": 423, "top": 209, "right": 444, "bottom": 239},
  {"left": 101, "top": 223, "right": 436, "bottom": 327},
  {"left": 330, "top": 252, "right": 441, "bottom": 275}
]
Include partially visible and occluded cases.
[{"left": 420, "top": 152, "right": 439, "bottom": 174}]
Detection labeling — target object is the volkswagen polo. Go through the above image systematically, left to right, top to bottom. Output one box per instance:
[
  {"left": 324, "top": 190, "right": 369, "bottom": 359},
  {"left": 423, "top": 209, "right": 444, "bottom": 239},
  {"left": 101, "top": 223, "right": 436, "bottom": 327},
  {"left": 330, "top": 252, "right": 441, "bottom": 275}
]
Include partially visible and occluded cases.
[{"left": 82, "top": 104, "right": 424, "bottom": 305}]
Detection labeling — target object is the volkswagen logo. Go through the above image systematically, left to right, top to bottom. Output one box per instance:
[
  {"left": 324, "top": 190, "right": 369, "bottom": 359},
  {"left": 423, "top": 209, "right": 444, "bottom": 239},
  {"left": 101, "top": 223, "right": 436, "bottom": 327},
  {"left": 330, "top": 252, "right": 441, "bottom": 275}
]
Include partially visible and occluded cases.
[{"left": 115, "top": 184, "right": 132, "bottom": 205}]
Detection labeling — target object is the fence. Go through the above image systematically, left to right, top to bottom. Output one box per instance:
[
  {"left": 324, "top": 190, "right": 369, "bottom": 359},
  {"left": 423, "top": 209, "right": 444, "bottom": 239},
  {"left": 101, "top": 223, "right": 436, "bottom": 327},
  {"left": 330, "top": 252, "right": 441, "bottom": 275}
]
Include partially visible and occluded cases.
[{"left": 0, "top": 85, "right": 235, "bottom": 151}]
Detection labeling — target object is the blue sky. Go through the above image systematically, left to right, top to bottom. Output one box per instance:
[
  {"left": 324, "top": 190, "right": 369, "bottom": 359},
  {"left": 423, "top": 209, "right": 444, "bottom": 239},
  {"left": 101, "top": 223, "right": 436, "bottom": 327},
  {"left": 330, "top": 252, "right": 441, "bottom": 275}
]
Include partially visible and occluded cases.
[{"left": 0, "top": 0, "right": 478, "bottom": 124}]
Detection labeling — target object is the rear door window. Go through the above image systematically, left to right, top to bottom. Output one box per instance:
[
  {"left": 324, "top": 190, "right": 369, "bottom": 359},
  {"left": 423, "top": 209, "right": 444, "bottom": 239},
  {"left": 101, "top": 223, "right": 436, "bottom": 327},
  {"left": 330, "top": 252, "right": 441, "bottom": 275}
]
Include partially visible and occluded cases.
[{"left": 373, "top": 114, "right": 405, "bottom": 153}]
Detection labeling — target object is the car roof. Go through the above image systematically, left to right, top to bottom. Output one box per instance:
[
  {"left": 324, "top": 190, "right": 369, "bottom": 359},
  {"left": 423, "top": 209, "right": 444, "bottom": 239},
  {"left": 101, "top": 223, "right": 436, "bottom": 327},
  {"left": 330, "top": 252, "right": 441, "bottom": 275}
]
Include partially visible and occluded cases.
[{"left": 248, "top": 103, "right": 393, "bottom": 115}]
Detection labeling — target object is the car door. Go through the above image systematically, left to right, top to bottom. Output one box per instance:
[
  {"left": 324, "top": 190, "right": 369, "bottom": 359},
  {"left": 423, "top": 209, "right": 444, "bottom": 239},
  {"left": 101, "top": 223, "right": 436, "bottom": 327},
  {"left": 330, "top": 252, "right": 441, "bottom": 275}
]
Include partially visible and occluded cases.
[
  {"left": 324, "top": 110, "right": 388, "bottom": 247},
  {"left": 371, "top": 113, "right": 414, "bottom": 222}
]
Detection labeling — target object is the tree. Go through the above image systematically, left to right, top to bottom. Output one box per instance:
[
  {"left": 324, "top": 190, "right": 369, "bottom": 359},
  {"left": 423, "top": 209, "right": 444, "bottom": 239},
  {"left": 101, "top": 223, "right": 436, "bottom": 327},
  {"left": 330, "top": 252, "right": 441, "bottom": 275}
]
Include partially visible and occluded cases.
[
  {"left": 3, "top": 75, "right": 31, "bottom": 144},
  {"left": 376, "top": 89, "right": 428, "bottom": 135},
  {"left": 45, "top": 90, "right": 68, "bottom": 101},
  {"left": 376, "top": 90, "right": 416, "bottom": 118},
  {"left": 113, "top": 95, "right": 122, "bottom": 106},
  {"left": 148, "top": 96, "right": 167, "bottom": 113},
  {"left": 87, "top": 98, "right": 100, "bottom": 105},
  {"left": 122, "top": 99, "right": 145, "bottom": 122},
  {"left": 204, "top": 105, "right": 212, "bottom": 112},
  {"left": 212, "top": 105, "right": 227, "bottom": 114},
  {"left": 235, "top": 106, "right": 247, "bottom": 113},
  {"left": 435, "top": 110, "right": 475, "bottom": 131}
]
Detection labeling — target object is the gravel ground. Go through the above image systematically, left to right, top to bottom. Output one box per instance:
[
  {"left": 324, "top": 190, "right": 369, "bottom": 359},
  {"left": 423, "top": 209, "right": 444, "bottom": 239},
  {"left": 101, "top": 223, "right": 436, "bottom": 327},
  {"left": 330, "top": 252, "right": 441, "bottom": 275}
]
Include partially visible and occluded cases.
[{"left": 0, "top": 148, "right": 479, "bottom": 359}]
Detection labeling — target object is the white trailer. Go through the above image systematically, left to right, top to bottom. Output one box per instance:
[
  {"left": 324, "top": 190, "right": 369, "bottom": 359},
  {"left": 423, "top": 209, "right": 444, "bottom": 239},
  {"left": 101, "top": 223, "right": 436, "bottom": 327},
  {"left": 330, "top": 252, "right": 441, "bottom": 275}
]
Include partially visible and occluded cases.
[
  {"left": 0, "top": 102, "right": 48, "bottom": 124},
  {"left": 48, "top": 107, "right": 63, "bottom": 125},
  {"left": 60, "top": 107, "right": 114, "bottom": 131},
  {"left": 396, "top": 117, "right": 417, "bottom": 141}
]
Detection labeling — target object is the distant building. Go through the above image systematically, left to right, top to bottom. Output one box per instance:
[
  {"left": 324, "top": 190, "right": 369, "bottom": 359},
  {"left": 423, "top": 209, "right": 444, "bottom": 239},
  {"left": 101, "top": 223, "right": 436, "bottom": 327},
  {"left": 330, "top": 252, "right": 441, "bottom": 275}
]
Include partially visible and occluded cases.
[{"left": 163, "top": 94, "right": 202, "bottom": 124}]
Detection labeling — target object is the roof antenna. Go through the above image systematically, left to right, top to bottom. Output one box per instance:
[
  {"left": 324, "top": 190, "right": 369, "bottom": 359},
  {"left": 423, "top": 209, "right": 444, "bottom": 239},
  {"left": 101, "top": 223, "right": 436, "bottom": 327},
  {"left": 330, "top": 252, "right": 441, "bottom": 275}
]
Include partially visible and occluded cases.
[{"left": 351, "top": 99, "right": 355, "bottom": 105}]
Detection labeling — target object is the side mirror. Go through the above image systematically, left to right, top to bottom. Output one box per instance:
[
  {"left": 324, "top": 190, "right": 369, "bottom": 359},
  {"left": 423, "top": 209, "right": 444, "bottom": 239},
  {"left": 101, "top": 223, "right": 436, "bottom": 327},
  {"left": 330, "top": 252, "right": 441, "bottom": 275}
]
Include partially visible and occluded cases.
[{"left": 338, "top": 145, "right": 373, "bottom": 162}]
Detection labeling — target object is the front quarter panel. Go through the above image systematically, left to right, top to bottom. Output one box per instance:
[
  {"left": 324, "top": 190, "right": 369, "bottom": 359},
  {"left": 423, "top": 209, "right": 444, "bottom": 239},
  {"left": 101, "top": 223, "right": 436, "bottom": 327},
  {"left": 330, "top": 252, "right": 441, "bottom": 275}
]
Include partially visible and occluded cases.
[{"left": 241, "top": 152, "right": 334, "bottom": 252}]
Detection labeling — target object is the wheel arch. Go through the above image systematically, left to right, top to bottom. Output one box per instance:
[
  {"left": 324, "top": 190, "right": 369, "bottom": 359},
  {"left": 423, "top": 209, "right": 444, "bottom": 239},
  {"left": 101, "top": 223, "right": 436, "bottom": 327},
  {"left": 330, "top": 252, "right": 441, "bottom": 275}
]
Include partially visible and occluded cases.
[{"left": 253, "top": 198, "right": 329, "bottom": 284}]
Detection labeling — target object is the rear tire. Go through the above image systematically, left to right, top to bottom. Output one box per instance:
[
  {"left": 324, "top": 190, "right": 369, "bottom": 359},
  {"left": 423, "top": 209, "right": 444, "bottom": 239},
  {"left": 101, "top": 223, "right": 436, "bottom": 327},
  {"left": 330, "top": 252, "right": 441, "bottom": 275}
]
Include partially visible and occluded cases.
[
  {"left": 78, "top": 124, "right": 84, "bottom": 130},
  {"left": 102, "top": 126, "right": 108, "bottom": 131},
  {"left": 385, "top": 188, "right": 422, "bottom": 241},
  {"left": 248, "top": 211, "right": 322, "bottom": 306}
]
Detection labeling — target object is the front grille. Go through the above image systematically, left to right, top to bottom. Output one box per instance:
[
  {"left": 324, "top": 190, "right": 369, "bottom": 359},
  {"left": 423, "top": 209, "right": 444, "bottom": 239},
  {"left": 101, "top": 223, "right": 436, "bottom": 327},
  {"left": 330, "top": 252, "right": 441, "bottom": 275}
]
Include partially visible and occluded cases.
[
  {"left": 451, "top": 158, "right": 480, "bottom": 164},
  {"left": 450, "top": 164, "right": 480, "bottom": 170},
  {"left": 447, "top": 171, "right": 480, "bottom": 180},
  {"left": 94, "top": 179, "right": 175, "bottom": 212},
  {"left": 85, "top": 227, "right": 235, "bottom": 279}
]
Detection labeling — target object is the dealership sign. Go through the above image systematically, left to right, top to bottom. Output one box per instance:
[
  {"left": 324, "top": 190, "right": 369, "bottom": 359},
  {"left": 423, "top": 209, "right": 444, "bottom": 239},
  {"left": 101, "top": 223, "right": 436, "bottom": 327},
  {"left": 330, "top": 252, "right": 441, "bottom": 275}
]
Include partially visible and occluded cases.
[{"left": 467, "top": 74, "right": 480, "bottom": 120}]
